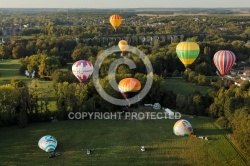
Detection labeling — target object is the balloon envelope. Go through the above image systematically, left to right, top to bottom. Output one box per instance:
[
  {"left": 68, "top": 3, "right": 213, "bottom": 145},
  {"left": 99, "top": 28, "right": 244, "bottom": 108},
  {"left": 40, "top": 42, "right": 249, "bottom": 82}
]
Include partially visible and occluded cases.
[
  {"left": 109, "top": 14, "right": 122, "bottom": 31},
  {"left": 118, "top": 40, "right": 129, "bottom": 54},
  {"left": 176, "top": 42, "right": 200, "bottom": 67},
  {"left": 213, "top": 50, "right": 236, "bottom": 77},
  {"left": 72, "top": 60, "right": 93, "bottom": 83},
  {"left": 118, "top": 78, "right": 141, "bottom": 93},
  {"left": 173, "top": 119, "right": 193, "bottom": 136},
  {"left": 38, "top": 135, "right": 57, "bottom": 152}
]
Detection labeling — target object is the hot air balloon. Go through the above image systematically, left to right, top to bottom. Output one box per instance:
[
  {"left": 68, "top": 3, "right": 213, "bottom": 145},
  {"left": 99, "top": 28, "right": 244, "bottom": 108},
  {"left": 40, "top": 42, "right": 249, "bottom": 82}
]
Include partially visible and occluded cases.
[
  {"left": 109, "top": 14, "right": 122, "bottom": 31},
  {"left": 118, "top": 40, "right": 129, "bottom": 56},
  {"left": 176, "top": 41, "right": 200, "bottom": 68},
  {"left": 213, "top": 50, "right": 236, "bottom": 77},
  {"left": 72, "top": 60, "right": 94, "bottom": 83},
  {"left": 118, "top": 78, "right": 141, "bottom": 106},
  {"left": 118, "top": 78, "right": 141, "bottom": 94},
  {"left": 173, "top": 119, "right": 193, "bottom": 136},
  {"left": 38, "top": 135, "right": 57, "bottom": 152}
]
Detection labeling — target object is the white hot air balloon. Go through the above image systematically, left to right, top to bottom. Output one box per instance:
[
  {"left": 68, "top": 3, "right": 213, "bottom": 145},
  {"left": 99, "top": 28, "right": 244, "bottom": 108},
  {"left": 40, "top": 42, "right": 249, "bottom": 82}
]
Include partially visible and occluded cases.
[
  {"left": 72, "top": 60, "right": 94, "bottom": 83},
  {"left": 38, "top": 135, "right": 57, "bottom": 152}
]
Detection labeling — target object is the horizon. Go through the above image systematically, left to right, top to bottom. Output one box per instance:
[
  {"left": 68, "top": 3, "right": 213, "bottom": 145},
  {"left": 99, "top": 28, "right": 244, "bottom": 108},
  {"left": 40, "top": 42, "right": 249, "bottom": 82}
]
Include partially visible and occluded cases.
[
  {"left": 1, "top": 0, "right": 250, "bottom": 9},
  {"left": 1, "top": 7, "right": 250, "bottom": 9}
]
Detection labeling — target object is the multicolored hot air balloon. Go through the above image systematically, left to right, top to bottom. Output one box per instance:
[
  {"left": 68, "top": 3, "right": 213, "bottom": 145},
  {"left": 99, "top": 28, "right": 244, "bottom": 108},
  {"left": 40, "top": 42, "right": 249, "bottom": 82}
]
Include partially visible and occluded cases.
[
  {"left": 109, "top": 14, "right": 122, "bottom": 31},
  {"left": 118, "top": 40, "right": 129, "bottom": 56},
  {"left": 176, "top": 41, "right": 200, "bottom": 68},
  {"left": 213, "top": 50, "right": 236, "bottom": 77},
  {"left": 72, "top": 60, "right": 94, "bottom": 83},
  {"left": 173, "top": 119, "right": 193, "bottom": 136},
  {"left": 38, "top": 135, "right": 57, "bottom": 152}
]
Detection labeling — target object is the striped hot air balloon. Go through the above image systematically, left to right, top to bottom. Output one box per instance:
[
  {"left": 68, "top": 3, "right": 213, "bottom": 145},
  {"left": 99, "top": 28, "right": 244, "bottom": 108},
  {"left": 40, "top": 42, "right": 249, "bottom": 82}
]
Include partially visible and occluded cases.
[
  {"left": 109, "top": 14, "right": 122, "bottom": 31},
  {"left": 176, "top": 41, "right": 200, "bottom": 68},
  {"left": 213, "top": 50, "right": 236, "bottom": 77},
  {"left": 118, "top": 78, "right": 141, "bottom": 93},
  {"left": 173, "top": 119, "right": 193, "bottom": 136},
  {"left": 38, "top": 135, "right": 57, "bottom": 152}
]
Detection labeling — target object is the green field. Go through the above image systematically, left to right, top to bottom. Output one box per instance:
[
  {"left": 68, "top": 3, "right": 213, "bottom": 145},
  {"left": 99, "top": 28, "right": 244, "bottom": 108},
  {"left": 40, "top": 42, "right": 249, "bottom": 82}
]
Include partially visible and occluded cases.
[
  {"left": 0, "top": 59, "right": 29, "bottom": 85},
  {"left": 165, "top": 78, "right": 211, "bottom": 95},
  {"left": 0, "top": 116, "right": 247, "bottom": 166}
]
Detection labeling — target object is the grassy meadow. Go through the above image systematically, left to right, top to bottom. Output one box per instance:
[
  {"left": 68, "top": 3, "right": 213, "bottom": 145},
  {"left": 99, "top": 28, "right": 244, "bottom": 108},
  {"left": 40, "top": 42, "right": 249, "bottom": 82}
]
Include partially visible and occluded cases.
[
  {"left": 0, "top": 59, "right": 28, "bottom": 85},
  {"left": 165, "top": 78, "right": 211, "bottom": 95},
  {"left": 0, "top": 117, "right": 247, "bottom": 166}
]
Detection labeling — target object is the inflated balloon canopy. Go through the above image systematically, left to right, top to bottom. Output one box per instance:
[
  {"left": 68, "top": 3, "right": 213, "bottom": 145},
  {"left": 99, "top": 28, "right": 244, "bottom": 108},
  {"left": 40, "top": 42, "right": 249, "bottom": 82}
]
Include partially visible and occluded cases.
[
  {"left": 109, "top": 14, "right": 122, "bottom": 31},
  {"left": 176, "top": 41, "right": 200, "bottom": 67},
  {"left": 213, "top": 50, "right": 236, "bottom": 77},
  {"left": 72, "top": 60, "right": 94, "bottom": 83},
  {"left": 118, "top": 78, "right": 141, "bottom": 93},
  {"left": 173, "top": 119, "right": 193, "bottom": 136},
  {"left": 38, "top": 135, "right": 57, "bottom": 152}
]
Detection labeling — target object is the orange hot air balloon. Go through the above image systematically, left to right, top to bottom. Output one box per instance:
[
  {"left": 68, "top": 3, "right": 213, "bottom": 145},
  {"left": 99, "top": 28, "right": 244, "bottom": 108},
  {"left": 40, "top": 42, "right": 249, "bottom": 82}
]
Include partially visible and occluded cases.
[
  {"left": 109, "top": 14, "right": 122, "bottom": 31},
  {"left": 118, "top": 40, "right": 129, "bottom": 56},
  {"left": 118, "top": 78, "right": 141, "bottom": 93},
  {"left": 118, "top": 78, "right": 141, "bottom": 107}
]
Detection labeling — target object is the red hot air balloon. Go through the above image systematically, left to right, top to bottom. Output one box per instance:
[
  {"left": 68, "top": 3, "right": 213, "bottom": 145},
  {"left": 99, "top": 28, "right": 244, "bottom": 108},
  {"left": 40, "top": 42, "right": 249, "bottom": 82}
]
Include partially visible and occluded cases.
[
  {"left": 213, "top": 50, "right": 236, "bottom": 77},
  {"left": 72, "top": 60, "right": 94, "bottom": 83}
]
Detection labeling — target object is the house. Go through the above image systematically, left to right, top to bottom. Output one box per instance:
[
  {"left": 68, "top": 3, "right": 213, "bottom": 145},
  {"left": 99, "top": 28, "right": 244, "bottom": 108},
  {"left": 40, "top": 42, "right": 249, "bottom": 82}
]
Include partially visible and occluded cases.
[
  {"left": 234, "top": 67, "right": 250, "bottom": 86},
  {"left": 241, "top": 69, "right": 250, "bottom": 80},
  {"left": 234, "top": 79, "right": 244, "bottom": 86}
]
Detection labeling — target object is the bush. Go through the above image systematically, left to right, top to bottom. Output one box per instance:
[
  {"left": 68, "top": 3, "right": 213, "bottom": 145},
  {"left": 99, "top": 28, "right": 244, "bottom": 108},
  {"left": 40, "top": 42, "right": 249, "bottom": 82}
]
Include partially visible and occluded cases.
[
  {"left": 27, "top": 111, "right": 52, "bottom": 123},
  {"left": 0, "top": 112, "right": 18, "bottom": 127},
  {"left": 215, "top": 116, "right": 229, "bottom": 128}
]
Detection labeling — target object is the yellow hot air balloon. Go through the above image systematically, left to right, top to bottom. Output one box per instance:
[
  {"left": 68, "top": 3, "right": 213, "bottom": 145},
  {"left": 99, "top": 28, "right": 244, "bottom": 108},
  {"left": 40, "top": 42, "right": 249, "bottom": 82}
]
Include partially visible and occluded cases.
[
  {"left": 109, "top": 14, "right": 122, "bottom": 31},
  {"left": 118, "top": 40, "right": 129, "bottom": 56},
  {"left": 176, "top": 41, "right": 200, "bottom": 68}
]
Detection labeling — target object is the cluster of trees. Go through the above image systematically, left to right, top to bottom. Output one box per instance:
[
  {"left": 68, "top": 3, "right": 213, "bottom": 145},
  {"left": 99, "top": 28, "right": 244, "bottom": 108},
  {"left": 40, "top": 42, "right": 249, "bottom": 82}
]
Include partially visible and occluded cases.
[
  {"left": 0, "top": 35, "right": 77, "bottom": 60},
  {"left": 19, "top": 54, "right": 66, "bottom": 78},
  {"left": 0, "top": 79, "right": 52, "bottom": 127},
  {"left": 208, "top": 82, "right": 250, "bottom": 160}
]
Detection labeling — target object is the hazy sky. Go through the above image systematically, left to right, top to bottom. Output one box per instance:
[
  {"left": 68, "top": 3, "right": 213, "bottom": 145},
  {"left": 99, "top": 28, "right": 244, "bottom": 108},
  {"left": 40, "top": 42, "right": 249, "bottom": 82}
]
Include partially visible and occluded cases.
[{"left": 1, "top": 0, "right": 250, "bottom": 8}]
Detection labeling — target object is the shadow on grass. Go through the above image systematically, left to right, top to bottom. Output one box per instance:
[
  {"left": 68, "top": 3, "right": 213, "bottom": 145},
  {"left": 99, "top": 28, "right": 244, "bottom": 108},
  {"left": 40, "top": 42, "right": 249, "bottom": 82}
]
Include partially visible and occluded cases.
[
  {"left": 0, "top": 63, "right": 20, "bottom": 69},
  {"left": 195, "top": 128, "right": 232, "bottom": 136}
]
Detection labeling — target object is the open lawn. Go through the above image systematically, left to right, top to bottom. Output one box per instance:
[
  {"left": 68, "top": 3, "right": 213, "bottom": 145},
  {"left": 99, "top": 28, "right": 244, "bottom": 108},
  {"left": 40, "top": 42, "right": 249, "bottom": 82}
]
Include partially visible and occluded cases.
[
  {"left": 0, "top": 59, "right": 30, "bottom": 85},
  {"left": 165, "top": 78, "right": 211, "bottom": 95},
  {"left": 0, "top": 116, "right": 247, "bottom": 166}
]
